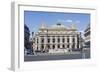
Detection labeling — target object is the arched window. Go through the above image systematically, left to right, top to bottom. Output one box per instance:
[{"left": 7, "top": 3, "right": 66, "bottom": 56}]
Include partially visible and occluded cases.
[
  {"left": 41, "top": 38, "right": 44, "bottom": 43},
  {"left": 48, "top": 38, "right": 50, "bottom": 43},
  {"left": 52, "top": 38, "right": 55, "bottom": 43},
  {"left": 58, "top": 38, "right": 60, "bottom": 43},
  {"left": 62, "top": 38, "right": 65, "bottom": 43},
  {"left": 58, "top": 44, "right": 60, "bottom": 49},
  {"left": 62, "top": 44, "right": 65, "bottom": 48},
  {"left": 67, "top": 44, "right": 69, "bottom": 48},
  {"left": 72, "top": 44, "right": 75, "bottom": 49},
  {"left": 41, "top": 45, "right": 44, "bottom": 49},
  {"left": 47, "top": 45, "right": 50, "bottom": 49},
  {"left": 53, "top": 45, "right": 55, "bottom": 49},
  {"left": 37, "top": 47, "right": 38, "bottom": 50}
]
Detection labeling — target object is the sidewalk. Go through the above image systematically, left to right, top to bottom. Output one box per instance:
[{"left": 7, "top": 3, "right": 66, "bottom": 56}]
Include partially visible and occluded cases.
[{"left": 26, "top": 51, "right": 81, "bottom": 56}]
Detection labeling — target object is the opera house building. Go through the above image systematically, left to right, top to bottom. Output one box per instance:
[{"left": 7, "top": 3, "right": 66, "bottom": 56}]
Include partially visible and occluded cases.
[{"left": 33, "top": 23, "right": 82, "bottom": 53}]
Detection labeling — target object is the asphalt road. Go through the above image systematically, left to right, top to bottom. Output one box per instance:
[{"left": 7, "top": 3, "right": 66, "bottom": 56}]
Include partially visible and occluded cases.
[{"left": 24, "top": 50, "right": 90, "bottom": 62}]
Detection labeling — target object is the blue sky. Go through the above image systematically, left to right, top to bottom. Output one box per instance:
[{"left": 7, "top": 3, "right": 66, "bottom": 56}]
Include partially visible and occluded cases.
[{"left": 24, "top": 11, "right": 90, "bottom": 35}]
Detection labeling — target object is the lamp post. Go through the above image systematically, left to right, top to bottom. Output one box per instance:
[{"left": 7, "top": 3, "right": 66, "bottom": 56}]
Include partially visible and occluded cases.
[
  {"left": 32, "top": 32, "right": 36, "bottom": 55},
  {"left": 80, "top": 32, "right": 85, "bottom": 59}
]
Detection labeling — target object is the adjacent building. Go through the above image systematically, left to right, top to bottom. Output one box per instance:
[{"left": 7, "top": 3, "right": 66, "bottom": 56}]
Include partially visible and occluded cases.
[
  {"left": 33, "top": 22, "right": 82, "bottom": 53},
  {"left": 24, "top": 24, "right": 30, "bottom": 49},
  {"left": 84, "top": 24, "right": 90, "bottom": 49}
]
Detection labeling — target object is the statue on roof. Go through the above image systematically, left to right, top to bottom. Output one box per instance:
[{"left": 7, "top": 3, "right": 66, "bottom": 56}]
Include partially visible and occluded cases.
[
  {"left": 39, "top": 20, "right": 47, "bottom": 29},
  {"left": 71, "top": 23, "right": 77, "bottom": 30}
]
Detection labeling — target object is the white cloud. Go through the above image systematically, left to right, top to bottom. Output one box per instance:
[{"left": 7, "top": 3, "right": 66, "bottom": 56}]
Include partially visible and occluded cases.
[
  {"left": 57, "top": 19, "right": 73, "bottom": 23},
  {"left": 57, "top": 19, "right": 80, "bottom": 24},
  {"left": 66, "top": 19, "right": 73, "bottom": 22}
]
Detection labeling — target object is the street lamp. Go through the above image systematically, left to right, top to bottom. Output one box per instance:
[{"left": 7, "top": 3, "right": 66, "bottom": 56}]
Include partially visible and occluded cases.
[
  {"left": 32, "top": 32, "right": 36, "bottom": 55},
  {"left": 80, "top": 32, "right": 85, "bottom": 59}
]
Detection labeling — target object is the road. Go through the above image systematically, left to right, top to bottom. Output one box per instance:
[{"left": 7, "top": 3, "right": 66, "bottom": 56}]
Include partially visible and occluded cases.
[{"left": 24, "top": 50, "right": 90, "bottom": 61}]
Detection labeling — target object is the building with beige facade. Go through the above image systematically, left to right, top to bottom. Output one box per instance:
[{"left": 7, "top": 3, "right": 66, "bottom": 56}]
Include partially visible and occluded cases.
[{"left": 33, "top": 22, "right": 82, "bottom": 53}]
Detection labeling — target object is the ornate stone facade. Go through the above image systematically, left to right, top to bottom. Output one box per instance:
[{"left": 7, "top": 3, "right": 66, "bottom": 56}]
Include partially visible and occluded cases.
[{"left": 33, "top": 22, "right": 81, "bottom": 52}]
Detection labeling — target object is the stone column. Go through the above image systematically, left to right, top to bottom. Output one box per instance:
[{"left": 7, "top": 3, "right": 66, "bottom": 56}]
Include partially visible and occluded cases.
[
  {"left": 38, "top": 36, "right": 41, "bottom": 51},
  {"left": 44, "top": 36, "right": 47, "bottom": 50},
  {"left": 50, "top": 36, "right": 52, "bottom": 49},
  {"left": 55, "top": 36, "right": 57, "bottom": 50},
  {"left": 60, "top": 36, "right": 62, "bottom": 49},
  {"left": 65, "top": 36, "right": 67, "bottom": 49},
  {"left": 69, "top": 36, "right": 72, "bottom": 51},
  {"left": 75, "top": 36, "right": 77, "bottom": 49},
  {"left": 34, "top": 37, "right": 37, "bottom": 50}
]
